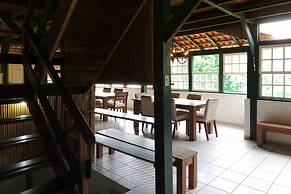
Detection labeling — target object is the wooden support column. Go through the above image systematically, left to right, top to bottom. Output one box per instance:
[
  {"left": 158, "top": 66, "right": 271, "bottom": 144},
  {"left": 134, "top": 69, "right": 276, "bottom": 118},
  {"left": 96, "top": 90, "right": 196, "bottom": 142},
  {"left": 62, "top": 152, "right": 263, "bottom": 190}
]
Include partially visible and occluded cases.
[
  {"left": 153, "top": 1, "right": 172, "bottom": 194},
  {"left": 243, "top": 20, "right": 259, "bottom": 139}
]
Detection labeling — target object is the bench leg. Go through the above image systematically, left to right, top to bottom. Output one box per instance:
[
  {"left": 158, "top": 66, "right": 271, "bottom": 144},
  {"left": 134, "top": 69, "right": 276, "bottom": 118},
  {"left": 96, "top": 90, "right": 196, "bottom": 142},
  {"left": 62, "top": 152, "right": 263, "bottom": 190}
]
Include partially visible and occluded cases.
[
  {"left": 257, "top": 125, "right": 266, "bottom": 146},
  {"left": 96, "top": 144, "right": 103, "bottom": 159},
  {"left": 109, "top": 148, "right": 115, "bottom": 155},
  {"left": 188, "top": 156, "right": 197, "bottom": 189},
  {"left": 176, "top": 162, "right": 186, "bottom": 194}
]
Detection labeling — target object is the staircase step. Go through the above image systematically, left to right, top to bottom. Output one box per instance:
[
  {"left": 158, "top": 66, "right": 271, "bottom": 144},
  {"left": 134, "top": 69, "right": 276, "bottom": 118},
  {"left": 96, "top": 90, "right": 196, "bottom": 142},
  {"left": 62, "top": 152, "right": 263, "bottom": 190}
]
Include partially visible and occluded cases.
[
  {"left": 0, "top": 115, "right": 33, "bottom": 125},
  {"left": 0, "top": 133, "right": 43, "bottom": 148},
  {"left": 0, "top": 154, "right": 51, "bottom": 181},
  {"left": 19, "top": 177, "right": 71, "bottom": 194}
]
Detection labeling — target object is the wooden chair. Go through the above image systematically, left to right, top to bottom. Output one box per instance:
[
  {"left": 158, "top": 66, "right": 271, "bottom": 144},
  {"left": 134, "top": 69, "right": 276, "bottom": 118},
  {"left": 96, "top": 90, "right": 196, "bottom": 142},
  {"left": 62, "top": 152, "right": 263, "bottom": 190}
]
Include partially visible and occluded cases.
[
  {"left": 103, "top": 87, "right": 111, "bottom": 93},
  {"left": 114, "top": 88, "right": 123, "bottom": 94},
  {"left": 107, "top": 92, "right": 128, "bottom": 113},
  {"left": 172, "top": 93, "right": 180, "bottom": 98},
  {"left": 187, "top": 94, "right": 202, "bottom": 100},
  {"left": 141, "top": 95, "right": 154, "bottom": 133},
  {"left": 196, "top": 98, "right": 218, "bottom": 141},
  {"left": 171, "top": 99, "right": 190, "bottom": 138}
]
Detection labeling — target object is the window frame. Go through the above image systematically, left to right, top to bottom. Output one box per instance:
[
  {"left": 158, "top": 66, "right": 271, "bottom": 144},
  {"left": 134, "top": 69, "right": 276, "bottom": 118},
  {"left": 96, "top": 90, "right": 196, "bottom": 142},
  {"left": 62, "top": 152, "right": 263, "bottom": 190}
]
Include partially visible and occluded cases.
[
  {"left": 259, "top": 44, "right": 291, "bottom": 101},
  {"left": 223, "top": 52, "right": 248, "bottom": 94},
  {"left": 191, "top": 54, "right": 220, "bottom": 92},
  {"left": 170, "top": 58, "right": 190, "bottom": 91}
]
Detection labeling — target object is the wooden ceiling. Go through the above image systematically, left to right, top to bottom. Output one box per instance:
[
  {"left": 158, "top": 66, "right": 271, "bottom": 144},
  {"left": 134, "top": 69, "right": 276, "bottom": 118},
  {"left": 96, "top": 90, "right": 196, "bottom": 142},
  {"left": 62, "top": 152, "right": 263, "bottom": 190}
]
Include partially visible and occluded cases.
[{"left": 0, "top": 0, "right": 290, "bottom": 54}]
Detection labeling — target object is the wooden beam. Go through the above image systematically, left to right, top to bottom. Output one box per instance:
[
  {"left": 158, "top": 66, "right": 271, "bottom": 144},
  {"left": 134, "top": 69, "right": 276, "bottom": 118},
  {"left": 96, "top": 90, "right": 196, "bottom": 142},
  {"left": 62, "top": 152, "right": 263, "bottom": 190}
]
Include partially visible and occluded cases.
[
  {"left": 46, "top": 0, "right": 78, "bottom": 60},
  {"left": 154, "top": 0, "right": 173, "bottom": 193},
  {"left": 165, "top": 0, "right": 202, "bottom": 41},
  {"left": 0, "top": 14, "right": 22, "bottom": 34},
  {"left": 241, "top": 16, "right": 255, "bottom": 57}
]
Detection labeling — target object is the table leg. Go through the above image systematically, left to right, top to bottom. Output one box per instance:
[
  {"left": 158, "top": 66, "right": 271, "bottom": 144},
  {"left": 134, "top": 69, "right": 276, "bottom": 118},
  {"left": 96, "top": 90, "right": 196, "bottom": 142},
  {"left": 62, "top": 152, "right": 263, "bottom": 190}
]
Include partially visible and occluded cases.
[
  {"left": 133, "top": 100, "right": 140, "bottom": 135},
  {"left": 189, "top": 107, "right": 197, "bottom": 141},
  {"left": 96, "top": 144, "right": 103, "bottom": 159},
  {"left": 109, "top": 148, "right": 115, "bottom": 155},
  {"left": 188, "top": 156, "right": 197, "bottom": 189}
]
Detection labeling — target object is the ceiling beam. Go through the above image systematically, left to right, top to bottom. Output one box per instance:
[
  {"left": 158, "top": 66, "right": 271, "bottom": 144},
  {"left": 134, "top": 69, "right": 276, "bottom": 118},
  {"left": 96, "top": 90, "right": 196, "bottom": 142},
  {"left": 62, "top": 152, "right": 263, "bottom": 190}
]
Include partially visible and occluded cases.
[
  {"left": 165, "top": 0, "right": 202, "bottom": 42},
  {"left": 201, "top": 0, "right": 252, "bottom": 23},
  {"left": 240, "top": 16, "right": 255, "bottom": 56}
]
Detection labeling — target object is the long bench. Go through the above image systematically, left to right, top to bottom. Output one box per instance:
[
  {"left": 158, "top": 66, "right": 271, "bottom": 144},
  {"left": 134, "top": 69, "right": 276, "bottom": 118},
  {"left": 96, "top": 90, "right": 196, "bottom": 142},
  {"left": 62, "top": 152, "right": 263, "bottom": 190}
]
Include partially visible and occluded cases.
[
  {"left": 257, "top": 121, "right": 291, "bottom": 146},
  {"left": 95, "top": 128, "right": 197, "bottom": 194}
]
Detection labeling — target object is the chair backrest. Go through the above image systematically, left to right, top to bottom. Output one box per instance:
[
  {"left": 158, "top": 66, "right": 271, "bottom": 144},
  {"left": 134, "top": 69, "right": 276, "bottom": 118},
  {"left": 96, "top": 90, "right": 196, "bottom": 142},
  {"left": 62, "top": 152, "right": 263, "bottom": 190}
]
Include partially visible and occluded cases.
[
  {"left": 103, "top": 87, "right": 111, "bottom": 93},
  {"left": 114, "top": 88, "right": 123, "bottom": 94},
  {"left": 114, "top": 92, "right": 128, "bottom": 106},
  {"left": 135, "top": 93, "right": 147, "bottom": 99},
  {"left": 171, "top": 93, "right": 180, "bottom": 98},
  {"left": 187, "top": 94, "right": 202, "bottom": 100},
  {"left": 141, "top": 95, "right": 154, "bottom": 117},
  {"left": 171, "top": 98, "right": 177, "bottom": 120},
  {"left": 204, "top": 98, "right": 219, "bottom": 121}
]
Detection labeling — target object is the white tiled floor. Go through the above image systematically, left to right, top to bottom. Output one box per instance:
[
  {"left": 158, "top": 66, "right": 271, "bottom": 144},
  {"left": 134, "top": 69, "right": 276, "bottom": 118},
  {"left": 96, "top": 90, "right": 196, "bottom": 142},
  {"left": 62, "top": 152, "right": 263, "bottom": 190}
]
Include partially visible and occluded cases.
[{"left": 93, "top": 115, "right": 291, "bottom": 194}]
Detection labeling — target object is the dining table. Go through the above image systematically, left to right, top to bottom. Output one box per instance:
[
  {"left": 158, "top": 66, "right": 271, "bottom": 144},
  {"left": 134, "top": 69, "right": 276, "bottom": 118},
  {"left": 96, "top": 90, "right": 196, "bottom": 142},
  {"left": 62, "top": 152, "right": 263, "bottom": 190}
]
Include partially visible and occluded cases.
[
  {"left": 95, "top": 92, "right": 115, "bottom": 121},
  {"left": 132, "top": 97, "right": 206, "bottom": 141}
]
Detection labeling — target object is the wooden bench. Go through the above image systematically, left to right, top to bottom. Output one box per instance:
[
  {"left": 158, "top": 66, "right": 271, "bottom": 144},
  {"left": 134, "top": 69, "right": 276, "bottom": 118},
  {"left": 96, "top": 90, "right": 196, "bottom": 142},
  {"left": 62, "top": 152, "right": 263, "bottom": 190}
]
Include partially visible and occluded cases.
[
  {"left": 257, "top": 121, "right": 291, "bottom": 146},
  {"left": 95, "top": 128, "right": 197, "bottom": 194}
]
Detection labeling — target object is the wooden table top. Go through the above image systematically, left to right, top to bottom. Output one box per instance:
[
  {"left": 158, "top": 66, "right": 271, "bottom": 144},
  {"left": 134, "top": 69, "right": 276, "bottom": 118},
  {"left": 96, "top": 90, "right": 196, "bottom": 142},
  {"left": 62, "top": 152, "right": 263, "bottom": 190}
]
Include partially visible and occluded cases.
[
  {"left": 95, "top": 92, "right": 115, "bottom": 98},
  {"left": 132, "top": 97, "right": 206, "bottom": 107}
]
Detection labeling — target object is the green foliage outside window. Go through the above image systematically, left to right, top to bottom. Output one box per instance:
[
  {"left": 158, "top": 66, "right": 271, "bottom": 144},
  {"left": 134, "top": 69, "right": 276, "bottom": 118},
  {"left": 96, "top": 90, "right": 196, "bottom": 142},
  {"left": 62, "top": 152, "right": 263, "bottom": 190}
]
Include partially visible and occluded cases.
[
  {"left": 192, "top": 54, "right": 219, "bottom": 73},
  {"left": 224, "top": 74, "right": 247, "bottom": 93}
]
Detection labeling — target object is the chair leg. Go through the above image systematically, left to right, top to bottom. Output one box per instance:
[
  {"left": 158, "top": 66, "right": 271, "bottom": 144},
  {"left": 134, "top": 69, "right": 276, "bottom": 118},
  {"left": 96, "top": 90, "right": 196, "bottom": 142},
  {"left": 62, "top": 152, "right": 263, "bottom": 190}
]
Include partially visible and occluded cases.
[
  {"left": 213, "top": 120, "right": 218, "bottom": 137},
  {"left": 204, "top": 122, "right": 209, "bottom": 141},
  {"left": 142, "top": 123, "right": 145, "bottom": 133},
  {"left": 172, "top": 123, "right": 177, "bottom": 138},
  {"left": 198, "top": 123, "right": 201, "bottom": 133},
  {"left": 151, "top": 125, "right": 154, "bottom": 134}
]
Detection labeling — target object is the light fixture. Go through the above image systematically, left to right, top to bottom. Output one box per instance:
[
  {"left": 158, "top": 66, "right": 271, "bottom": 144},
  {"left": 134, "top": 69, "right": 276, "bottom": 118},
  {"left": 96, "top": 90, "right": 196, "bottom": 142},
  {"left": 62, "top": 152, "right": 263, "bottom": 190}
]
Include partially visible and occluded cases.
[{"left": 171, "top": 40, "right": 189, "bottom": 64}]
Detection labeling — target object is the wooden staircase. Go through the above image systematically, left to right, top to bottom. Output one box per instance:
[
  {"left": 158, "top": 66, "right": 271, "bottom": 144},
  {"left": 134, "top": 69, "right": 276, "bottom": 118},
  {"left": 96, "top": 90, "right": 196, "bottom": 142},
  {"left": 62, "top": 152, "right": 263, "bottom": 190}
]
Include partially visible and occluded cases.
[{"left": 0, "top": 0, "right": 151, "bottom": 193}]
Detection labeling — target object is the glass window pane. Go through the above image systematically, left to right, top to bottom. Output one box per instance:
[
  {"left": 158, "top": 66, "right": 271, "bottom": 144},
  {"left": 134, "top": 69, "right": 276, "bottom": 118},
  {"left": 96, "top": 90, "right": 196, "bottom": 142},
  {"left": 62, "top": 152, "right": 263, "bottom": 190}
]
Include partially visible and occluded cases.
[
  {"left": 285, "top": 46, "right": 291, "bottom": 58},
  {"left": 273, "top": 47, "right": 284, "bottom": 59},
  {"left": 262, "top": 48, "right": 272, "bottom": 59},
  {"left": 240, "top": 54, "right": 247, "bottom": 63},
  {"left": 224, "top": 55, "right": 232, "bottom": 63},
  {"left": 233, "top": 55, "right": 239, "bottom": 63},
  {"left": 285, "top": 59, "right": 291, "bottom": 71},
  {"left": 261, "top": 60, "right": 272, "bottom": 72},
  {"left": 273, "top": 60, "right": 284, "bottom": 72},
  {"left": 240, "top": 63, "right": 247, "bottom": 73},
  {"left": 233, "top": 64, "right": 239, "bottom": 72},
  {"left": 225, "top": 65, "right": 232, "bottom": 73},
  {"left": 200, "top": 74, "right": 205, "bottom": 81},
  {"left": 206, "top": 74, "right": 212, "bottom": 81},
  {"left": 213, "top": 74, "right": 218, "bottom": 81},
  {"left": 262, "top": 74, "right": 272, "bottom": 84},
  {"left": 273, "top": 74, "right": 284, "bottom": 85},
  {"left": 285, "top": 74, "right": 291, "bottom": 85},
  {"left": 206, "top": 83, "right": 212, "bottom": 90},
  {"left": 262, "top": 85, "right": 272, "bottom": 97},
  {"left": 273, "top": 86, "right": 284, "bottom": 97},
  {"left": 285, "top": 86, "right": 291, "bottom": 98}
]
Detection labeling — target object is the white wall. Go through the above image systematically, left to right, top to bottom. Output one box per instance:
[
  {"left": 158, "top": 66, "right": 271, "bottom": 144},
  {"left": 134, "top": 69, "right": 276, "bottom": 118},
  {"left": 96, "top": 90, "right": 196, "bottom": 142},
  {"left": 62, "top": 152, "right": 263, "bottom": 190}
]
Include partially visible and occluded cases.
[
  {"left": 95, "top": 86, "right": 246, "bottom": 126},
  {"left": 257, "top": 100, "right": 291, "bottom": 145}
]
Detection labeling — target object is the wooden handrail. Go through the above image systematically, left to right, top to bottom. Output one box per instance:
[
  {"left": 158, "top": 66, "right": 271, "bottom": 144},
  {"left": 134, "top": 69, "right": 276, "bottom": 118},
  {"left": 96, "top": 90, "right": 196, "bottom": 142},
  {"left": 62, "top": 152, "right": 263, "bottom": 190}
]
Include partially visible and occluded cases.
[
  {"left": 23, "top": 25, "right": 95, "bottom": 145},
  {"left": 0, "top": 115, "right": 33, "bottom": 125}
]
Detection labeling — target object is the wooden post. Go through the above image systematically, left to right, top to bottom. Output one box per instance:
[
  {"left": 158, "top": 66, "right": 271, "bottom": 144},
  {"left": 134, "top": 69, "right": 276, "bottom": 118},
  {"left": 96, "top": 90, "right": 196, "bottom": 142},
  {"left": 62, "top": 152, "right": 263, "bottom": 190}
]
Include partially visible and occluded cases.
[{"left": 153, "top": 0, "right": 173, "bottom": 193}]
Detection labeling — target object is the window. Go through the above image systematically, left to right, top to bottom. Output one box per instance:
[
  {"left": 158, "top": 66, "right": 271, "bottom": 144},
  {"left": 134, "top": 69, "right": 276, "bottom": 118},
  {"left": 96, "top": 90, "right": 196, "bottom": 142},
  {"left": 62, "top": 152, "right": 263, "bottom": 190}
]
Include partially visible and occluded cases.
[
  {"left": 259, "top": 19, "right": 291, "bottom": 41},
  {"left": 260, "top": 45, "right": 291, "bottom": 99},
  {"left": 223, "top": 53, "right": 247, "bottom": 93},
  {"left": 192, "top": 54, "right": 219, "bottom": 91},
  {"left": 171, "top": 58, "right": 189, "bottom": 90},
  {"left": 8, "top": 64, "right": 24, "bottom": 84},
  {"left": 126, "top": 84, "right": 141, "bottom": 89}
]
